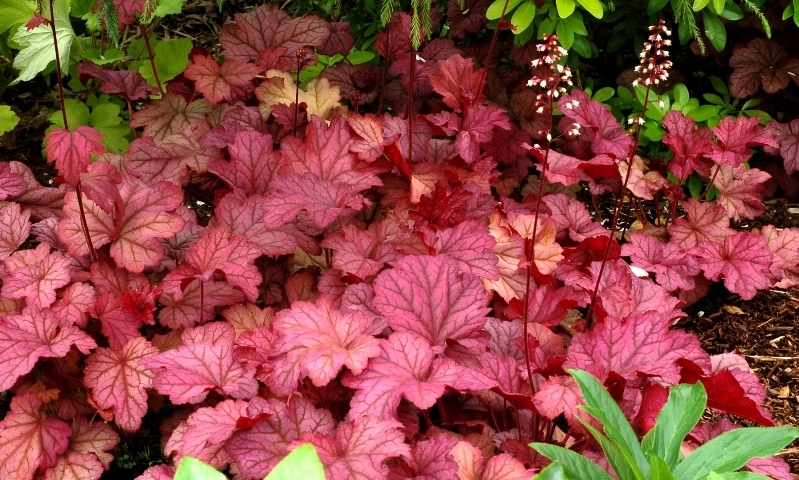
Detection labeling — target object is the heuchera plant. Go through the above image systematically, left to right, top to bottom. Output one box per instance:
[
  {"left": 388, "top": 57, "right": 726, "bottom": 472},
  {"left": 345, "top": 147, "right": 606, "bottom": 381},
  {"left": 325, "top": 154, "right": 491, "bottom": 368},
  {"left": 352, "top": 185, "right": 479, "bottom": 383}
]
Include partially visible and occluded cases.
[{"left": 1, "top": 6, "right": 798, "bottom": 480}]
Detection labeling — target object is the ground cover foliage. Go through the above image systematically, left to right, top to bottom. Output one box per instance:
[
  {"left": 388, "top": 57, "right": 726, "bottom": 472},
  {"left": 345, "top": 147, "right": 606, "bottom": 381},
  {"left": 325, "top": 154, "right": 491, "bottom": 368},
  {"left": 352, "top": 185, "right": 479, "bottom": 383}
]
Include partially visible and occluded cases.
[{"left": 2, "top": 0, "right": 799, "bottom": 478}]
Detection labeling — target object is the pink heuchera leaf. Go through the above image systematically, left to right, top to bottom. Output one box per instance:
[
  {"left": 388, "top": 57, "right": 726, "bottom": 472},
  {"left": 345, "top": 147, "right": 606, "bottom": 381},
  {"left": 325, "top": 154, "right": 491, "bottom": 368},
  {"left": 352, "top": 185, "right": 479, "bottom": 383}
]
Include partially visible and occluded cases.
[
  {"left": 219, "top": 5, "right": 330, "bottom": 61},
  {"left": 729, "top": 38, "right": 799, "bottom": 98},
  {"left": 428, "top": 54, "right": 485, "bottom": 112},
  {"left": 185, "top": 55, "right": 261, "bottom": 104},
  {"left": 77, "top": 63, "right": 158, "bottom": 101},
  {"left": 559, "top": 89, "right": 634, "bottom": 159},
  {"left": 130, "top": 93, "right": 212, "bottom": 143},
  {"left": 426, "top": 104, "right": 511, "bottom": 163},
  {"left": 662, "top": 111, "right": 715, "bottom": 181},
  {"left": 347, "top": 114, "right": 399, "bottom": 162},
  {"left": 708, "top": 116, "right": 778, "bottom": 167},
  {"left": 765, "top": 119, "right": 799, "bottom": 175},
  {"left": 44, "top": 127, "right": 106, "bottom": 187},
  {"left": 208, "top": 130, "right": 284, "bottom": 195},
  {"left": 536, "top": 150, "right": 585, "bottom": 187},
  {"left": 618, "top": 155, "right": 667, "bottom": 200},
  {"left": 4, "top": 161, "right": 65, "bottom": 221},
  {"left": 79, "top": 161, "right": 124, "bottom": 218},
  {"left": 0, "top": 162, "right": 28, "bottom": 200},
  {"left": 711, "top": 164, "right": 771, "bottom": 221},
  {"left": 58, "top": 176, "right": 185, "bottom": 272},
  {"left": 543, "top": 193, "right": 607, "bottom": 242},
  {"left": 667, "top": 198, "right": 735, "bottom": 249},
  {"left": 0, "top": 202, "right": 31, "bottom": 261},
  {"left": 422, "top": 218, "right": 500, "bottom": 280},
  {"left": 321, "top": 223, "right": 395, "bottom": 279},
  {"left": 760, "top": 225, "right": 799, "bottom": 288},
  {"left": 161, "top": 227, "right": 261, "bottom": 303},
  {"left": 695, "top": 231, "right": 773, "bottom": 300},
  {"left": 621, "top": 232, "right": 701, "bottom": 291},
  {"left": 1, "top": 243, "right": 72, "bottom": 308},
  {"left": 373, "top": 255, "right": 490, "bottom": 350},
  {"left": 158, "top": 279, "right": 244, "bottom": 328},
  {"left": 51, "top": 282, "right": 96, "bottom": 329},
  {"left": 506, "top": 282, "right": 583, "bottom": 327},
  {"left": 93, "top": 286, "right": 161, "bottom": 350},
  {"left": 269, "top": 298, "right": 381, "bottom": 396},
  {"left": 222, "top": 303, "right": 274, "bottom": 338},
  {"left": 0, "top": 307, "right": 96, "bottom": 391},
  {"left": 565, "top": 311, "right": 709, "bottom": 384},
  {"left": 140, "top": 322, "right": 258, "bottom": 404},
  {"left": 343, "top": 331, "right": 490, "bottom": 420},
  {"left": 83, "top": 338, "right": 157, "bottom": 432},
  {"left": 533, "top": 375, "right": 584, "bottom": 428},
  {"left": 0, "top": 393, "right": 72, "bottom": 479},
  {"left": 225, "top": 397, "right": 336, "bottom": 479},
  {"left": 67, "top": 416, "right": 119, "bottom": 469},
  {"left": 299, "top": 416, "right": 411, "bottom": 480},
  {"left": 387, "top": 434, "right": 459, "bottom": 480},
  {"left": 449, "top": 440, "right": 533, "bottom": 480},
  {"left": 42, "top": 452, "right": 104, "bottom": 480},
  {"left": 134, "top": 465, "right": 175, "bottom": 480}
]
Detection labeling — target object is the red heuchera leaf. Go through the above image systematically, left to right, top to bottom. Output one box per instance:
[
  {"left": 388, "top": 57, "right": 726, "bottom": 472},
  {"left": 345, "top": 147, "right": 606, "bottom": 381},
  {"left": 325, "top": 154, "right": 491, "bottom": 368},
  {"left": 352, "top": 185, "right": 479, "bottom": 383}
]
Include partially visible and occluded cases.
[
  {"left": 110, "top": 0, "right": 145, "bottom": 26},
  {"left": 446, "top": 0, "right": 490, "bottom": 39},
  {"left": 219, "top": 5, "right": 330, "bottom": 62},
  {"left": 317, "top": 22, "right": 355, "bottom": 56},
  {"left": 729, "top": 38, "right": 799, "bottom": 98},
  {"left": 428, "top": 54, "right": 485, "bottom": 112},
  {"left": 184, "top": 55, "right": 261, "bottom": 104},
  {"left": 77, "top": 63, "right": 158, "bottom": 101},
  {"left": 558, "top": 89, "right": 633, "bottom": 159},
  {"left": 130, "top": 93, "right": 212, "bottom": 143},
  {"left": 426, "top": 104, "right": 511, "bottom": 163},
  {"left": 662, "top": 111, "right": 715, "bottom": 181},
  {"left": 347, "top": 114, "right": 398, "bottom": 162},
  {"left": 708, "top": 116, "right": 778, "bottom": 167},
  {"left": 765, "top": 119, "right": 799, "bottom": 175},
  {"left": 44, "top": 127, "right": 106, "bottom": 187},
  {"left": 208, "top": 131, "right": 284, "bottom": 195},
  {"left": 536, "top": 150, "right": 585, "bottom": 187},
  {"left": 618, "top": 155, "right": 667, "bottom": 200},
  {"left": 3, "top": 161, "right": 66, "bottom": 221},
  {"left": 79, "top": 161, "right": 123, "bottom": 217},
  {"left": 0, "top": 162, "right": 28, "bottom": 200},
  {"left": 711, "top": 164, "right": 771, "bottom": 220},
  {"left": 58, "top": 177, "right": 185, "bottom": 272},
  {"left": 543, "top": 193, "right": 607, "bottom": 242},
  {"left": 666, "top": 198, "right": 734, "bottom": 249},
  {"left": 0, "top": 202, "right": 31, "bottom": 261},
  {"left": 421, "top": 218, "right": 500, "bottom": 280},
  {"left": 320, "top": 224, "right": 397, "bottom": 279},
  {"left": 760, "top": 225, "right": 799, "bottom": 288},
  {"left": 161, "top": 227, "right": 261, "bottom": 303},
  {"left": 695, "top": 231, "right": 773, "bottom": 300},
  {"left": 621, "top": 232, "right": 701, "bottom": 291},
  {"left": 1, "top": 243, "right": 72, "bottom": 308},
  {"left": 373, "top": 255, "right": 489, "bottom": 350},
  {"left": 158, "top": 279, "right": 244, "bottom": 328},
  {"left": 506, "top": 282, "right": 583, "bottom": 327},
  {"left": 93, "top": 286, "right": 160, "bottom": 350},
  {"left": 269, "top": 298, "right": 381, "bottom": 396},
  {"left": 0, "top": 307, "right": 96, "bottom": 391},
  {"left": 565, "top": 311, "right": 709, "bottom": 384},
  {"left": 140, "top": 322, "right": 258, "bottom": 404},
  {"left": 343, "top": 331, "right": 488, "bottom": 420},
  {"left": 83, "top": 338, "right": 157, "bottom": 432},
  {"left": 533, "top": 375, "right": 584, "bottom": 428},
  {"left": 635, "top": 382, "right": 669, "bottom": 434},
  {"left": 0, "top": 393, "right": 72, "bottom": 479},
  {"left": 225, "top": 397, "right": 336, "bottom": 479},
  {"left": 68, "top": 416, "right": 119, "bottom": 469},
  {"left": 299, "top": 416, "right": 411, "bottom": 480},
  {"left": 387, "top": 434, "right": 459, "bottom": 480},
  {"left": 449, "top": 441, "right": 533, "bottom": 480},
  {"left": 43, "top": 452, "right": 104, "bottom": 480}
]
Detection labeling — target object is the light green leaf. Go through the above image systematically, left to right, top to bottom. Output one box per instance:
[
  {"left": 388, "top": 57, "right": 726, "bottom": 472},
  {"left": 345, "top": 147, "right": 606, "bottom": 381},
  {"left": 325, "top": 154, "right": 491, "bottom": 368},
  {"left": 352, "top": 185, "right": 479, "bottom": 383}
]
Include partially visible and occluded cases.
[
  {"left": 0, "top": 0, "right": 34, "bottom": 34},
  {"left": 10, "top": 0, "right": 75, "bottom": 85},
  {"left": 70, "top": 0, "right": 95, "bottom": 17},
  {"left": 154, "top": 0, "right": 188, "bottom": 17},
  {"left": 487, "top": 0, "right": 524, "bottom": 19},
  {"left": 557, "top": 0, "right": 576, "bottom": 18},
  {"left": 575, "top": 0, "right": 603, "bottom": 18},
  {"left": 647, "top": 0, "right": 670, "bottom": 14},
  {"left": 693, "top": 0, "right": 710, "bottom": 11},
  {"left": 712, "top": 0, "right": 725, "bottom": 14},
  {"left": 510, "top": 1, "right": 537, "bottom": 33},
  {"left": 720, "top": 2, "right": 744, "bottom": 19},
  {"left": 702, "top": 11, "right": 726, "bottom": 51},
  {"left": 562, "top": 13, "right": 587, "bottom": 34},
  {"left": 556, "top": 19, "right": 574, "bottom": 49},
  {"left": 139, "top": 37, "right": 193, "bottom": 87},
  {"left": 82, "top": 47, "right": 124, "bottom": 65},
  {"left": 347, "top": 50, "right": 375, "bottom": 64},
  {"left": 672, "top": 83, "right": 689, "bottom": 106},
  {"left": 592, "top": 86, "right": 615, "bottom": 102},
  {"left": 48, "top": 97, "right": 131, "bottom": 153},
  {"left": 49, "top": 98, "right": 91, "bottom": 128},
  {"left": 686, "top": 105, "right": 719, "bottom": 122},
  {"left": 0, "top": 106, "right": 20, "bottom": 136},
  {"left": 642, "top": 383, "right": 706, "bottom": 469},
  {"left": 674, "top": 427, "right": 799, "bottom": 480},
  {"left": 532, "top": 443, "right": 614, "bottom": 480},
  {"left": 265, "top": 444, "right": 326, "bottom": 480},
  {"left": 649, "top": 454, "right": 677, "bottom": 480},
  {"left": 174, "top": 457, "right": 226, "bottom": 480},
  {"left": 533, "top": 462, "right": 569, "bottom": 480},
  {"left": 704, "top": 472, "right": 774, "bottom": 480}
]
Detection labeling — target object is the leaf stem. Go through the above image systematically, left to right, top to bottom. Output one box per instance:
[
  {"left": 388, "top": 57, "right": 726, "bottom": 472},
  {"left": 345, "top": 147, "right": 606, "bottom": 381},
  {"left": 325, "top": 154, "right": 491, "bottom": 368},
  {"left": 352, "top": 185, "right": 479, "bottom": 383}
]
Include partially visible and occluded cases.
[
  {"left": 47, "top": 0, "right": 67, "bottom": 129},
  {"left": 477, "top": 0, "right": 510, "bottom": 95},
  {"left": 377, "top": 18, "right": 390, "bottom": 114},
  {"left": 138, "top": 20, "right": 164, "bottom": 95},
  {"left": 407, "top": 50, "right": 416, "bottom": 166}
]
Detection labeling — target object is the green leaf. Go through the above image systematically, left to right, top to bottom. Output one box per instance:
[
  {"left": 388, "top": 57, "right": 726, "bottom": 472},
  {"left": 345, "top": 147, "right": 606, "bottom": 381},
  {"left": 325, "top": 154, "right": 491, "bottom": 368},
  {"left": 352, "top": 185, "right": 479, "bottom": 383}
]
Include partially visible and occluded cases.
[
  {"left": 0, "top": 0, "right": 34, "bottom": 34},
  {"left": 10, "top": 0, "right": 76, "bottom": 85},
  {"left": 70, "top": 0, "right": 95, "bottom": 17},
  {"left": 154, "top": 0, "right": 188, "bottom": 17},
  {"left": 487, "top": 0, "right": 524, "bottom": 19},
  {"left": 557, "top": 0, "right": 576, "bottom": 18},
  {"left": 575, "top": 0, "right": 603, "bottom": 17},
  {"left": 647, "top": 0, "right": 670, "bottom": 14},
  {"left": 693, "top": 0, "right": 710, "bottom": 11},
  {"left": 712, "top": 0, "right": 724, "bottom": 14},
  {"left": 510, "top": 1, "right": 537, "bottom": 33},
  {"left": 720, "top": 2, "right": 744, "bottom": 19},
  {"left": 702, "top": 11, "right": 726, "bottom": 51},
  {"left": 562, "top": 13, "right": 587, "bottom": 34},
  {"left": 556, "top": 19, "right": 575, "bottom": 49},
  {"left": 571, "top": 35, "right": 593, "bottom": 57},
  {"left": 139, "top": 37, "right": 193, "bottom": 87},
  {"left": 82, "top": 48, "right": 124, "bottom": 65},
  {"left": 347, "top": 50, "right": 374, "bottom": 64},
  {"left": 710, "top": 76, "right": 729, "bottom": 96},
  {"left": 673, "top": 83, "right": 690, "bottom": 106},
  {"left": 592, "top": 87, "right": 615, "bottom": 103},
  {"left": 702, "top": 93, "right": 725, "bottom": 105},
  {"left": 48, "top": 97, "right": 131, "bottom": 153},
  {"left": 49, "top": 98, "right": 91, "bottom": 128},
  {"left": 740, "top": 98, "right": 760, "bottom": 110},
  {"left": 686, "top": 105, "right": 719, "bottom": 122},
  {"left": 0, "top": 106, "right": 20, "bottom": 136},
  {"left": 742, "top": 109, "right": 771, "bottom": 123},
  {"left": 688, "top": 173, "right": 703, "bottom": 198},
  {"left": 570, "top": 370, "right": 649, "bottom": 480},
  {"left": 641, "top": 383, "right": 706, "bottom": 469},
  {"left": 674, "top": 427, "right": 799, "bottom": 480},
  {"left": 532, "top": 443, "right": 614, "bottom": 480},
  {"left": 265, "top": 444, "right": 326, "bottom": 480},
  {"left": 649, "top": 454, "right": 677, "bottom": 480},
  {"left": 174, "top": 457, "right": 226, "bottom": 480},
  {"left": 533, "top": 462, "right": 569, "bottom": 480},
  {"left": 704, "top": 472, "right": 775, "bottom": 480}
]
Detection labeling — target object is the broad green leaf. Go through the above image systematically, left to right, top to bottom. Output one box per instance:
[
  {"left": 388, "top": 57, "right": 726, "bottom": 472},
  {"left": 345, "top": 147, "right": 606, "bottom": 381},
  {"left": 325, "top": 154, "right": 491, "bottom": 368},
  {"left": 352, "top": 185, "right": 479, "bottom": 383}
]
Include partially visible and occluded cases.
[
  {"left": 0, "top": 0, "right": 34, "bottom": 34},
  {"left": 10, "top": 0, "right": 75, "bottom": 85},
  {"left": 70, "top": 0, "right": 95, "bottom": 17},
  {"left": 155, "top": 0, "right": 188, "bottom": 17},
  {"left": 487, "top": 0, "right": 524, "bottom": 19},
  {"left": 557, "top": 0, "right": 576, "bottom": 18},
  {"left": 576, "top": 0, "right": 603, "bottom": 17},
  {"left": 647, "top": 0, "right": 670, "bottom": 14},
  {"left": 693, "top": 0, "right": 710, "bottom": 11},
  {"left": 712, "top": 0, "right": 725, "bottom": 14},
  {"left": 511, "top": 1, "right": 537, "bottom": 33},
  {"left": 720, "top": 2, "right": 744, "bottom": 19},
  {"left": 785, "top": 4, "right": 795, "bottom": 20},
  {"left": 702, "top": 11, "right": 726, "bottom": 51},
  {"left": 562, "top": 13, "right": 587, "bottom": 34},
  {"left": 556, "top": 19, "right": 575, "bottom": 49},
  {"left": 571, "top": 35, "right": 593, "bottom": 57},
  {"left": 139, "top": 37, "right": 193, "bottom": 87},
  {"left": 82, "top": 48, "right": 124, "bottom": 65},
  {"left": 347, "top": 50, "right": 375, "bottom": 64},
  {"left": 710, "top": 76, "right": 729, "bottom": 96},
  {"left": 673, "top": 84, "right": 689, "bottom": 106},
  {"left": 592, "top": 87, "right": 615, "bottom": 102},
  {"left": 702, "top": 93, "right": 725, "bottom": 105},
  {"left": 48, "top": 97, "right": 130, "bottom": 153},
  {"left": 49, "top": 98, "right": 91, "bottom": 129},
  {"left": 740, "top": 98, "right": 760, "bottom": 111},
  {"left": 685, "top": 105, "right": 719, "bottom": 122},
  {"left": 0, "top": 106, "right": 20, "bottom": 136},
  {"left": 743, "top": 110, "right": 772, "bottom": 123},
  {"left": 688, "top": 173, "right": 703, "bottom": 198},
  {"left": 570, "top": 370, "right": 649, "bottom": 480},
  {"left": 642, "top": 383, "right": 706, "bottom": 468},
  {"left": 581, "top": 420, "right": 642, "bottom": 480},
  {"left": 674, "top": 427, "right": 799, "bottom": 480},
  {"left": 532, "top": 443, "right": 614, "bottom": 480},
  {"left": 265, "top": 444, "right": 326, "bottom": 480},
  {"left": 649, "top": 454, "right": 677, "bottom": 480},
  {"left": 174, "top": 457, "right": 226, "bottom": 480},
  {"left": 534, "top": 462, "right": 569, "bottom": 480},
  {"left": 704, "top": 472, "right": 774, "bottom": 480}
]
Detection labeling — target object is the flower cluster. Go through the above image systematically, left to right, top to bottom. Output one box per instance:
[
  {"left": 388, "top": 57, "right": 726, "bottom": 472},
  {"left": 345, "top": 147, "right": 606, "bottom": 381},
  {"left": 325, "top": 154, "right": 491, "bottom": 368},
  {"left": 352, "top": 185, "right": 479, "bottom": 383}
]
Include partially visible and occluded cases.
[
  {"left": 633, "top": 19, "right": 673, "bottom": 87},
  {"left": 527, "top": 34, "right": 573, "bottom": 104}
]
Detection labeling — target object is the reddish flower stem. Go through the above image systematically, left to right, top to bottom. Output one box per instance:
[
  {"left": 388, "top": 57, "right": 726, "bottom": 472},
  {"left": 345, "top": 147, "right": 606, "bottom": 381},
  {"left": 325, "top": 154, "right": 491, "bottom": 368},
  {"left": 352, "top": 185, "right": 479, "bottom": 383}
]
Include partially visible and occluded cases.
[{"left": 138, "top": 20, "right": 164, "bottom": 95}]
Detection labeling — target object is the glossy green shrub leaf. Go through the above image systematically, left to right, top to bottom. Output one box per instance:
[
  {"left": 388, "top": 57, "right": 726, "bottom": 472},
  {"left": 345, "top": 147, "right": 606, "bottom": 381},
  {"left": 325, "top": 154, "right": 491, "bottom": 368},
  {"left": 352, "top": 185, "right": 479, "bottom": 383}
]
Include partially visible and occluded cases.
[
  {"left": 487, "top": 0, "right": 524, "bottom": 20},
  {"left": 557, "top": 0, "right": 576, "bottom": 18},
  {"left": 576, "top": 0, "right": 603, "bottom": 18},
  {"left": 647, "top": 0, "right": 670, "bottom": 14},
  {"left": 693, "top": 0, "right": 710, "bottom": 11},
  {"left": 712, "top": 0, "right": 725, "bottom": 14},
  {"left": 511, "top": 1, "right": 537, "bottom": 33},
  {"left": 719, "top": 3, "right": 744, "bottom": 19},
  {"left": 702, "top": 11, "right": 726, "bottom": 51},
  {"left": 556, "top": 19, "right": 575, "bottom": 48},
  {"left": 592, "top": 87, "right": 615, "bottom": 103},
  {"left": 0, "top": 106, "right": 20, "bottom": 136},
  {"left": 688, "top": 173, "right": 704, "bottom": 198},
  {"left": 265, "top": 444, "right": 326, "bottom": 480},
  {"left": 174, "top": 457, "right": 226, "bottom": 480}
]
